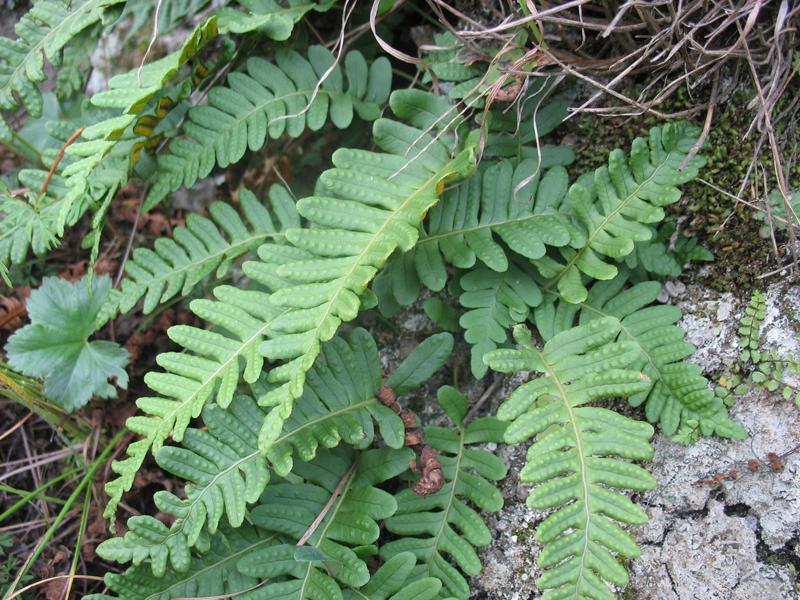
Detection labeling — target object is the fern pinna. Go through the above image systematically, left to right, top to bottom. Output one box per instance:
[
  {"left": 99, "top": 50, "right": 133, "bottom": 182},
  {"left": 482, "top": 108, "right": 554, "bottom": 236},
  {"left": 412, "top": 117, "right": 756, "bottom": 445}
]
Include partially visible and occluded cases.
[{"left": 485, "top": 319, "right": 657, "bottom": 600}]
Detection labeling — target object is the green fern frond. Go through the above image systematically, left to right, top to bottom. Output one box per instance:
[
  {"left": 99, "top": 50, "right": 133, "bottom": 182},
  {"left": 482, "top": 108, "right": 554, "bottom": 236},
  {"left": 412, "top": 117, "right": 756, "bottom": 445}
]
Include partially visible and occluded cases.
[
  {"left": 0, "top": 0, "right": 125, "bottom": 140},
  {"left": 58, "top": 15, "right": 221, "bottom": 222},
  {"left": 0, "top": 16, "right": 219, "bottom": 277},
  {"left": 145, "top": 45, "right": 392, "bottom": 208},
  {"left": 105, "top": 86, "right": 474, "bottom": 558},
  {"left": 241, "top": 89, "right": 476, "bottom": 448},
  {"left": 534, "top": 122, "right": 705, "bottom": 304},
  {"left": 378, "top": 162, "right": 574, "bottom": 308},
  {"left": 99, "top": 186, "right": 298, "bottom": 323},
  {"left": 458, "top": 261, "right": 542, "bottom": 378},
  {"left": 534, "top": 272, "right": 746, "bottom": 440},
  {"left": 103, "top": 283, "right": 283, "bottom": 522},
  {"left": 738, "top": 289, "right": 766, "bottom": 363},
  {"left": 485, "top": 319, "right": 656, "bottom": 600},
  {"left": 103, "top": 326, "right": 449, "bottom": 547},
  {"left": 381, "top": 386, "right": 507, "bottom": 599},
  {"left": 96, "top": 395, "right": 270, "bottom": 575},
  {"left": 92, "top": 445, "right": 417, "bottom": 599},
  {"left": 237, "top": 445, "right": 414, "bottom": 599},
  {"left": 88, "top": 524, "right": 280, "bottom": 600},
  {"left": 344, "top": 552, "right": 449, "bottom": 600}
]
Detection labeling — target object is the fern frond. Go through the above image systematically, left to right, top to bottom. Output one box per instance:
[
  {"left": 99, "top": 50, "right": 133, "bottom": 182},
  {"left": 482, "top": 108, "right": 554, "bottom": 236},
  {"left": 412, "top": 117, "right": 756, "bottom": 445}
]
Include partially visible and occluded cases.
[
  {"left": 0, "top": 0, "right": 124, "bottom": 139},
  {"left": 59, "top": 15, "right": 222, "bottom": 222},
  {"left": 0, "top": 16, "right": 219, "bottom": 277},
  {"left": 145, "top": 45, "right": 392, "bottom": 208},
  {"left": 105, "top": 89, "right": 475, "bottom": 522},
  {"left": 242, "top": 89, "right": 476, "bottom": 446},
  {"left": 534, "top": 123, "right": 705, "bottom": 304},
  {"left": 379, "top": 162, "right": 574, "bottom": 308},
  {"left": 99, "top": 186, "right": 298, "bottom": 323},
  {"left": 458, "top": 261, "right": 542, "bottom": 378},
  {"left": 534, "top": 273, "right": 746, "bottom": 440},
  {"left": 103, "top": 284, "right": 282, "bottom": 521},
  {"left": 485, "top": 319, "right": 656, "bottom": 600},
  {"left": 102, "top": 327, "right": 449, "bottom": 554},
  {"left": 381, "top": 386, "right": 507, "bottom": 599},
  {"left": 96, "top": 395, "right": 270, "bottom": 575},
  {"left": 237, "top": 445, "right": 414, "bottom": 599},
  {"left": 93, "top": 446, "right": 416, "bottom": 599},
  {"left": 88, "top": 524, "right": 280, "bottom": 600},
  {"left": 344, "top": 552, "right": 447, "bottom": 600}
]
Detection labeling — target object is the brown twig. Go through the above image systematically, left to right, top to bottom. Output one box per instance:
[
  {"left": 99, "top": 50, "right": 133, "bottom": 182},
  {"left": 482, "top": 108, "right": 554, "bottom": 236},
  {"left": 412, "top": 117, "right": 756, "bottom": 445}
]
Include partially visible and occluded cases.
[
  {"left": 36, "top": 127, "right": 84, "bottom": 205},
  {"left": 296, "top": 458, "right": 358, "bottom": 546}
]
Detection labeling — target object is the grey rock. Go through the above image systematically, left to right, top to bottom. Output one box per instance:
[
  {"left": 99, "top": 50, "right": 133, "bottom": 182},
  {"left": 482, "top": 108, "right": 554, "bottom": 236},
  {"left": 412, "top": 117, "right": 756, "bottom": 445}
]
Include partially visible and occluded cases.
[{"left": 470, "top": 281, "right": 800, "bottom": 599}]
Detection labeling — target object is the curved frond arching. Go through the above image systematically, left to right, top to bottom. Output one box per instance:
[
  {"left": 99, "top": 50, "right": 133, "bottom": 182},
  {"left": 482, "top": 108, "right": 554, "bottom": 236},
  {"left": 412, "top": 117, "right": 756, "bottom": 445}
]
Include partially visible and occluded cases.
[
  {"left": 145, "top": 46, "right": 392, "bottom": 207},
  {"left": 240, "top": 89, "right": 476, "bottom": 451},
  {"left": 533, "top": 122, "right": 705, "bottom": 304},
  {"left": 534, "top": 272, "right": 746, "bottom": 440},
  {"left": 485, "top": 319, "right": 656, "bottom": 600},
  {"left": 381, "top": 386, "right": 507, "bottom": 599}
]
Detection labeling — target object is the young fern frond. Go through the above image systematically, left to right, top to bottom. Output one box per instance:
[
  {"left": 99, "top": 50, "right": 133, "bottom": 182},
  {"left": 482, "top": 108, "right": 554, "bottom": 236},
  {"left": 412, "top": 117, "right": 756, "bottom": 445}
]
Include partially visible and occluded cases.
[
  {"left": 0, "top": 0, "right": 125, "bottom": 139},
  {"left": 145, "top": 45, "right": 392, "bottom": 208},
  {"left": 534, "top": 123, "right": 704, "bottom": 304},
  {"left": 99, "top": 186, "right": 299, "bottom": 323},
  {"left": 534, "top": 272, "right": 746, "bottom": 440},
  {"left": 485, "top": 319, "right": 656, "bottom": 600},
  {"left": 381, "top": 386, "right": 507, "bottom": 599},
  {"left": 237, "top": 445, "right": 414, "bottom": 599}
]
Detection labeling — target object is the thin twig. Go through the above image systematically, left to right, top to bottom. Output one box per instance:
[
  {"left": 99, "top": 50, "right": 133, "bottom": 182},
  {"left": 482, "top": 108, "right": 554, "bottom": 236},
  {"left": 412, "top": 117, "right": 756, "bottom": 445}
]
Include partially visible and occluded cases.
[
  {"left": 679, "top": 71, "right": 720, "bottom": 171},
  {"left": 36, "top": 127, "right": 84, "bottom": 205},
  {"left": 465, "top": 376, "right": 504, "bottom": 424},
  {"left": 296, "top": 458, "right": 358, "bottom": 547}
]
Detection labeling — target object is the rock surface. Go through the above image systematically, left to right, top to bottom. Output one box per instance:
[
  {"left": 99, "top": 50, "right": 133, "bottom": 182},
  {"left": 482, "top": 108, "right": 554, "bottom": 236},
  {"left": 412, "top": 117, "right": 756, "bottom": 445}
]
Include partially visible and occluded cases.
[{"left": 468, "top": 281, "right": 800, "bottom": 599}]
